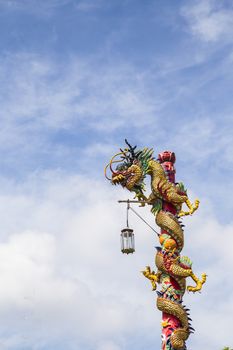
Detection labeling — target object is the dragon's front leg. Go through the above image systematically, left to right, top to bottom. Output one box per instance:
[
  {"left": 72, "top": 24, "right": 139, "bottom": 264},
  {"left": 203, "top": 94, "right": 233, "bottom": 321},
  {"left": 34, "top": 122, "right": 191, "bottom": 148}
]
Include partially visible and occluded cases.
[
  {"left": 133, "top": 188, "right": 148, "bottom": 206},
  {"left": 179, "top": 199, "right": 200, "bottom": 217},
  {"left": 142, "top": 266, "right": 160, "bottom": 291},
  {"left": 187, "top": 272, "right": 207, "bottom": 292}
]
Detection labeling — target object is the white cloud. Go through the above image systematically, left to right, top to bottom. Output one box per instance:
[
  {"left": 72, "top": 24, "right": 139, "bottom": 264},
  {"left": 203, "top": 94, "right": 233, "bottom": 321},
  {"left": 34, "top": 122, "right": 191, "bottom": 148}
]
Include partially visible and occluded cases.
[
  {"left": 182, "top": 0, "right": 233, "bottom": 42},
  {"left": 0, "top": 2, "right": 231, "bottom": 349},
  {"left": 0, "top": 51, "right": 232, "bottom": 179},
  {"left": 0, "top": 53, "right": 161, "bottom": 156},
  {"left": 143, "top": 116, "right": 233, "bottom": 181},
  {"left": 172, "top": 117, "right": 232, "bottom": 164},
  {"left": 0, "top": 170, "right": 231, "bottom": 349},
  {"left": 0, "top": 172, "right": 160, "bottom": 349},
  {"left": 180, "top": 200, "right": 233, "bottom": 349},
  {"left": 97, "top": 340, "right": 121, "bottom": 350}
]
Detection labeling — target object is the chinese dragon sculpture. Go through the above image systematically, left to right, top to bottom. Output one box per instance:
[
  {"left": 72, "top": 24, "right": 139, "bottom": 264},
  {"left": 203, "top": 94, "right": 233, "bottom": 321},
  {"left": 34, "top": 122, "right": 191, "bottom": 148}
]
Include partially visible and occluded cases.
[{"left": 105, "top": 140, "right": 207, "bottom": 350}]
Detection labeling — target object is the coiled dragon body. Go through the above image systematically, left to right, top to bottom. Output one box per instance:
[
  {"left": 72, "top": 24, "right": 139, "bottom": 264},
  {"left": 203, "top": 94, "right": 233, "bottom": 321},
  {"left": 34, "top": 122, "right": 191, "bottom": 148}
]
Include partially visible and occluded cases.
[{"left": 105, "top": 140, "right": 206, "bottom": 350}]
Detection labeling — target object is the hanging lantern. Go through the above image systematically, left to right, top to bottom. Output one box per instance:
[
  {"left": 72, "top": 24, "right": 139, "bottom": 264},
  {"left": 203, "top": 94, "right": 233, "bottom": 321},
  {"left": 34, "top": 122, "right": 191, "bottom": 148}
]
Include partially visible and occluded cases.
[
  {"left": 118, "top": 199, "right": 159, "bottom": 254},
  {"left": 120, "top": 200, "right": 135, "bottom": 254},
  {"left": 120, "top": 228, "right": 135, "bottom": 254}
]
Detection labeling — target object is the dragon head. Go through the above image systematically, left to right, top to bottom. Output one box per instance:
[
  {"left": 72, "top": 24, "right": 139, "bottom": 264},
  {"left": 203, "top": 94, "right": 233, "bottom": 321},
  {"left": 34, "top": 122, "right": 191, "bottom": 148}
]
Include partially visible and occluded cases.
[{"left": 105, "top": 140, "right": 154, "bottom": 197}]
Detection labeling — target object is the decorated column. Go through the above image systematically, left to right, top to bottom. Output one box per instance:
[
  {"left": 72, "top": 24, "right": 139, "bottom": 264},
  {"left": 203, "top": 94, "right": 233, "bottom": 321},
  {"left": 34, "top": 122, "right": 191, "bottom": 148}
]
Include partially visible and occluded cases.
[{"left": 105, "top": 140, "right": 206, "bottom": 350}]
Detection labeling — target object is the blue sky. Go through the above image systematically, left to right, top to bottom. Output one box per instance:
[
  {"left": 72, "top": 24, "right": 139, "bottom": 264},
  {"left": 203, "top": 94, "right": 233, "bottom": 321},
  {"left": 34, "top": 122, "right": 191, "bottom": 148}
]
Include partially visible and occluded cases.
[{"left": 0, "top": 0, "right": 232, "bottom": 349}]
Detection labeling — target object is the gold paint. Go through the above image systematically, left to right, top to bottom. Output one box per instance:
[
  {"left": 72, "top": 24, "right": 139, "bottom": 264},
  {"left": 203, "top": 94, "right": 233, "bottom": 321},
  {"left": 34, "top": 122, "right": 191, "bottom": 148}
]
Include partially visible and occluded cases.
[
  {"left": 179, "top": 199, "right": 200, "bottom": 217},
  {"left": 156, "top": 210, "right": 184, "bottom": 252},
  {"left": 141, "top": 266, "right": 160, "bottom": 291},
  {"left": 187, "top": 272, "right": 207, "bottom": 292},
  {"left": 157, "top": 298, "right": 189, "bottom": 329},
  {"left": 161, "top": 319, "right": 171, "bottom": 328},
  {"left": 171, "top": 328, "right": 189, "bottom": 350}
]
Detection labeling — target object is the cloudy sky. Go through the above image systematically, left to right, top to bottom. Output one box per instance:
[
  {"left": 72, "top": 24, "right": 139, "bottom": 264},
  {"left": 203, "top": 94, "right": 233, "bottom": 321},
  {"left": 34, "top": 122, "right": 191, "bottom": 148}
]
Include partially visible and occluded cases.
[{"left": 0, "top": 0, "right": 232, "bottom": 349}]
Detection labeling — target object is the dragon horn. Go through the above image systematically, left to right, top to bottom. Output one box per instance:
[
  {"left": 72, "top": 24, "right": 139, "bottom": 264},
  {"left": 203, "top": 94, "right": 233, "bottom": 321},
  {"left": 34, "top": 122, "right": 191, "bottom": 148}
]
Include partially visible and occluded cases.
[
  {"left": 125, "top": 139, "right": 137, "bottom": 159},
  {"left": 105, "top": 151, "right": 126, "bottom": 180},
  {"left": 109, "top": 151, "right": 126, "bottom": 173}
]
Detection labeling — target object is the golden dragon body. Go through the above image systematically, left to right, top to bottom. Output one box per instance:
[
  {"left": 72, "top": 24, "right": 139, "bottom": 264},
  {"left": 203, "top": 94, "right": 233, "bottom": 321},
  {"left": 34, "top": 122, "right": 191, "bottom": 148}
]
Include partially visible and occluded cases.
[{"left": 105, "top": 140, "right": 206, "bottom": 350}]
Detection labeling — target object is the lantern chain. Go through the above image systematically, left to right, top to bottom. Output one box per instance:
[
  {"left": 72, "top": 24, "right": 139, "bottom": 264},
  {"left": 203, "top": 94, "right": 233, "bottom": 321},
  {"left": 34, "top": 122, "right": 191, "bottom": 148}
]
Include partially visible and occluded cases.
[
  {"left": 124, "top": 199, "right": 160, "bottom": 236},
  {"left": 126, "top": 200, "right": 130, "bottom": 228}
]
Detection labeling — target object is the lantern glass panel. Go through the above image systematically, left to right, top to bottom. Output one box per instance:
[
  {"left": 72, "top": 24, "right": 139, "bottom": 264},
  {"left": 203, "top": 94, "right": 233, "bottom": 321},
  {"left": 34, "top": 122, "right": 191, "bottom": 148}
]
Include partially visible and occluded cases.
[{"left": 120, "top": 228, "right": 135, "bottom": 254}]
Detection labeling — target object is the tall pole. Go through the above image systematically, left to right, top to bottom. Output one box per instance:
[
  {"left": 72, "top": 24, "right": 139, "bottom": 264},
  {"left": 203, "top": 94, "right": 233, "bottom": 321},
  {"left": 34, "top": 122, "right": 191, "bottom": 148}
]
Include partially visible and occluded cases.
[
  {"left": 105, "top": 141, "right": 206, "bottom": 350},
  {"left": 158, "top": 151, "right": 181, "bottom": 350}
]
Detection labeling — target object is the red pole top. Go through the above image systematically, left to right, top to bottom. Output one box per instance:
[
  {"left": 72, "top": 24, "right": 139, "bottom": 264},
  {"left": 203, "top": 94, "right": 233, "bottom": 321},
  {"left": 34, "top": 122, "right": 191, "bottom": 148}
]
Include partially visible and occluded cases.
[
  {"left": 158, "top": 150, "right": 176, "bottom": 164},
  {"left": 158, "top": 151, "right": 176, "bottom": 183}
]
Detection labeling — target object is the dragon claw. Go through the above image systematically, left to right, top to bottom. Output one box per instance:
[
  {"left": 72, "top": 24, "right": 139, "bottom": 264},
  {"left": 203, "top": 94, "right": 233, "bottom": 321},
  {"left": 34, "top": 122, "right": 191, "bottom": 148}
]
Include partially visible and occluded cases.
[
  {"left": 142, "top": 266, "right": 159, "bottom": 291},
  {"left": 187, "top": 272, "right": 207, "bottom": 292}
]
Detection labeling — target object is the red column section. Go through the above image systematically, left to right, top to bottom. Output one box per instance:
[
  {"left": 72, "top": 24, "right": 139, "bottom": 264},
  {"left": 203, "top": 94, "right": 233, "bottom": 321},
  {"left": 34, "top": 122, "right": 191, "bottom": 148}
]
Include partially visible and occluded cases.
[{"left": 158, "top": 151, "right": 181, "bottom": 349}]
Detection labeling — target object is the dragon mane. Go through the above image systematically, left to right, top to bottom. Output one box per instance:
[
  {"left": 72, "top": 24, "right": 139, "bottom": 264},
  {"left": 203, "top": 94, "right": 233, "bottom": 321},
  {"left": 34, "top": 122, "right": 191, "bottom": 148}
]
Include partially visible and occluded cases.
[{"left": 117, "top": 139, "right": 154, "bottom": 183}]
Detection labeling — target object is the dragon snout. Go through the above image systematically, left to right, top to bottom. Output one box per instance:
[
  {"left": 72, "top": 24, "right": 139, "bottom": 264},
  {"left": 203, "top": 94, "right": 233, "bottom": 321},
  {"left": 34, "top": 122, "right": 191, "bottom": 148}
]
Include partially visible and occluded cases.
[{"left": 112, "top": 173, "right": 125, "bottom": 185}]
